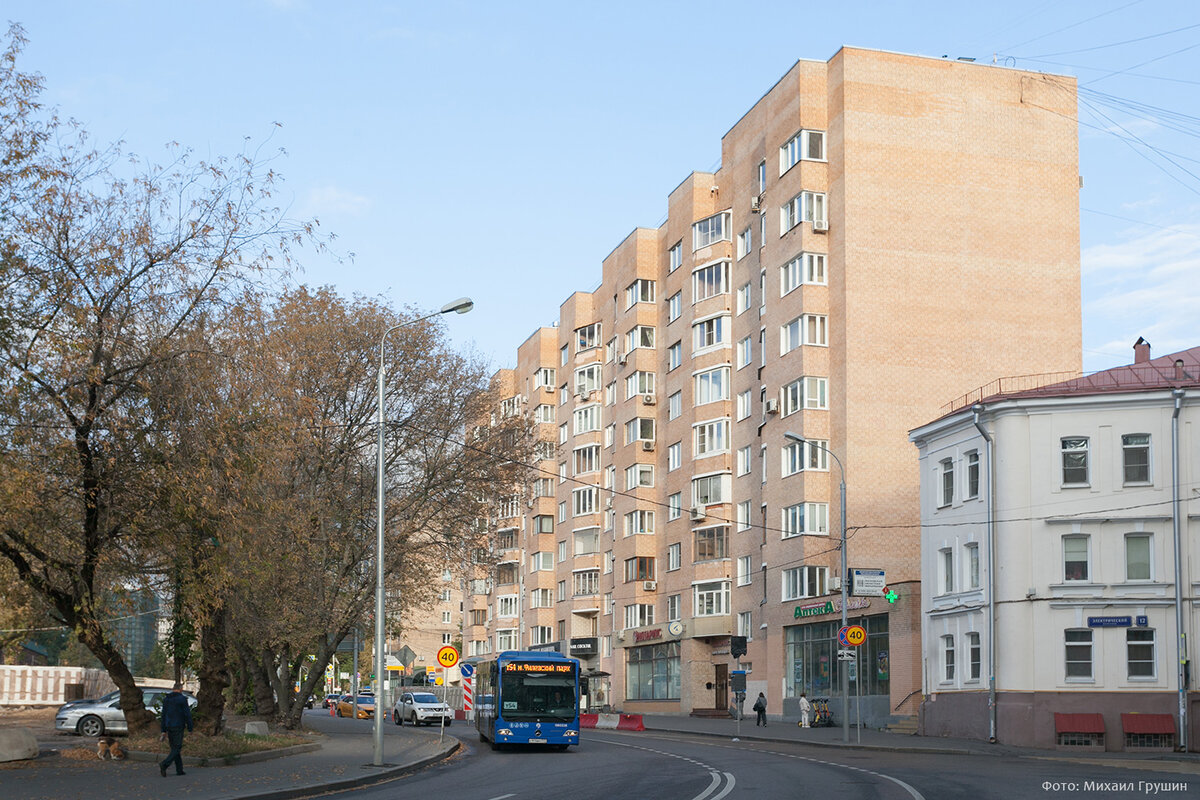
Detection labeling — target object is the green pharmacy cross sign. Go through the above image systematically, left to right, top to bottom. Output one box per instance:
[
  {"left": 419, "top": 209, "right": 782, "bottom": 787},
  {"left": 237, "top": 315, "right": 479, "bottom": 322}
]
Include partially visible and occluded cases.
[{"left": 883, "top": 586, "right": 898, "bottom": 604}]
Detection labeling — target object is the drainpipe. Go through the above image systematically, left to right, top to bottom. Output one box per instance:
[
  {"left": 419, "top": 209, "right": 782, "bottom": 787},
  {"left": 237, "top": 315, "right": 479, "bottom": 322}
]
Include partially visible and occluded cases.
[
  {"left": 1171, "top": 389, "right": 1187, "bottom": 751},
  {"left": 972, "top": 404, "right": 997, "bottom": 744}
]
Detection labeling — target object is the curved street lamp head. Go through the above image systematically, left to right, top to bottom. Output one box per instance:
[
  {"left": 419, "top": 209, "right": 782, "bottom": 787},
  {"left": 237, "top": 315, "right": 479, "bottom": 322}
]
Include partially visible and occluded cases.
[
  {"left": 440, "top": 297, "right": 474, "bottom": 315},
  {"left": 783, "top": 431, "right": 805, "bottom": 445}
]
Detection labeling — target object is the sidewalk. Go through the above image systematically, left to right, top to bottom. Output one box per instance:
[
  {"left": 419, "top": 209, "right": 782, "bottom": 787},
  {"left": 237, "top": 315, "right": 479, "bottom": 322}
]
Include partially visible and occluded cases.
[
  {"left": 10, "top": 713, "right": 457, "bottom": 800},
  {"left": 639, "top": 713, "right": 1200, "bottom": 774}
]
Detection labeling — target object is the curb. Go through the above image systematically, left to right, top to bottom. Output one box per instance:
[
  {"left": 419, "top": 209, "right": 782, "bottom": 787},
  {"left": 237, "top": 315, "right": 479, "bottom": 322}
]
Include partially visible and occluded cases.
[
  {"left": 644, "top": 725, "right": 976, "bottom": 756},
  {"left": 126, "top": 741, "right": 323, "bottom": 767}
]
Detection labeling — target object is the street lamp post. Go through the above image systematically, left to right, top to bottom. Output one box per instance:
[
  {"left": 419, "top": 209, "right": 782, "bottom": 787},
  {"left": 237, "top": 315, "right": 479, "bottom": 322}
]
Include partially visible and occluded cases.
[
  {"left": 373, "top": 297, "right": 473, "bottom": 767},
  {"left": 784, "top": 432, "right": 849, "bottom": 744}
]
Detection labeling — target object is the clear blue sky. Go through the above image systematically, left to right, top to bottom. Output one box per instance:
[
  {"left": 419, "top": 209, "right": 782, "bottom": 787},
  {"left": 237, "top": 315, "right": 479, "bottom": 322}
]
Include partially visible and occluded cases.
[{"left": 6, "top": 1, "right": 1199, "bottom": 374}]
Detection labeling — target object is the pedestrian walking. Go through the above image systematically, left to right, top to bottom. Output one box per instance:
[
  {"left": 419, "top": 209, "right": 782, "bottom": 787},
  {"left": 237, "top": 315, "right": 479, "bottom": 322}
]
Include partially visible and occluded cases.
[
  {"left": 158, "top": 683, "right": 194, "bottom": 777},
  {"left": 752, "top": 692, "right": 767, "bottom": 727},
  {"left": 797, "top": 692, "right": 812, "bottom": 728}
]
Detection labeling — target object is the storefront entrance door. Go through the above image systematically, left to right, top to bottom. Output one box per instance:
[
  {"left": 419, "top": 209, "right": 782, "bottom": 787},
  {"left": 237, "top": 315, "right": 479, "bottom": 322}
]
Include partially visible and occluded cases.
[{"left": 714, "top": 664, "right": 728, "bottom": 711}]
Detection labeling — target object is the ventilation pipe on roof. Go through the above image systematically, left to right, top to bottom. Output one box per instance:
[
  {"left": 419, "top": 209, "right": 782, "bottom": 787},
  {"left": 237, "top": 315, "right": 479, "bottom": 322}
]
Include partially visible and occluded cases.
[{"left": 1134, "top": 337, "right": 1151, "bottom": 364}]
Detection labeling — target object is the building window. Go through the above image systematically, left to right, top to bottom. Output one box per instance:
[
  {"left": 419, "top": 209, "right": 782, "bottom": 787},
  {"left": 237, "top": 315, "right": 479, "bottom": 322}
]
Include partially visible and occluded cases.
[
  {"left": 780, "top": 129, "right": 826, "bottom": 173},
  {"left": 757, "top": 159, "right": 766, "bottom": 193},
  {"left": 780, "top": 191, "right": 826, "bottom": 234},
  {"left": 692, "top": 212, "right": 730, "bottom": 251},
  {"left": 736, "top": 227, "right": 752, "bottom": 259},
  {"left": 668, "top": 241, "right": 682, "bottom": 272},
  {"left": 781, "top": 252, "right": 826, "bottom": 294},
  {"left": 692, "top": 261, "right": 730, "bottom": 302},
  {"left": 625, "top": 278, "right": 655, "bottom": 308},
  {"left": 736, "top": 282, "right": 751, "bottom": 314},
  {"left": 668, "top": 290, "right": 682, "bottom": 322},
  {"left": 781, "top": 314, "right": 827, "bottom": 353},
  {"left": 693, "top": 315, "right": 729, "bottom": 352},
  {"left": 576, "top": 322, "right": 602, "bottom": 352},
  {"left": 626, "top": 325, "right": 655, "bottom": 351},
  {"left": 737, "top": 336, "right": 752, "bottom": 368},
  {"left": 560, "top": 345, "right": 568, "bottom": 366},
  {"left": 575, "top": 364, "right": 602, "bottom": 394},
  {"left": 534, "top": 367, "right": 557, "bottom": 388},
  {"left": 694, "top": 367, "right": 730, "bottom": 405},
  {"left": 625, "top": 372, "right": 655, "bottom": 400},
  {"left": 781, "top": 376, "right": 827, "bottom": 415},
  {"left": 573, "top": 404, "right": 601, "bottom": 434},
  {"left": 625, "top": 417, "right": 655, "bottom": 445},
  {"left": 693, "top": 419, "right": 729, "bottom": 456},
  {"left": 1122, "top": 433, "right": 1150, "bottom": 484},
  {"left": 1061, "top": 437, "right": 1089, "bottom": 485},
  {"left": 668, "top": 442, "right": 681, "bottom": 471},
  {"left": 574, "top": 444, "right": 601, "bottom": 475},
  {"left": 736, "top": 446, "right": 752, "bottom": 476},
  {"left": 966, "top": 451, "right": 980, "bottom": 499},
  {"left": 939, "top": 459, "right": 954, "bottom": 507},
  {"left": 625, "top": 463, "right": 654, "bottom": 490},
  {"left": 692, "top": 473, "right": 727, "bottom": 506},
  {"left": 572, "top": 487, "right": 597, "bottom": 517},
  {"left": 668, "top": 493, "right": 681, "bottom": 520},
  {"left": 736, "top": 500, "right": 751, "bottom": 531},
  {"left": 781, "top": 502, "right": 828, "bottom": 537},
  {"left": 623, "top": 509, "right": 655, "bottom": 536},
  {"left": 694, "top": 526, "right": 728, "bottom": 561},
  {"left": 574, "top": 528, "right": 600, "bottom": 557},
  {"left": 1125, "top": 533, "right": 1151, "bottom": 581},
  {"left": 1063, "top": 535, "right": 1089, "bottom": 582},
  {"left": 558, "top": 540, "right": 568, "bottom": 562},
  {"left": 667, "top": 542, "right": 681, "bottom": 571},
  {"left": 965, "top": 543, "right": 980, "bottom": 589},
  {"left": 940, "top": 548, "right": 954, "bottom": 594},
  {"left": 530, "top": 551, "right": 553, "bottom": 572},
  {"left": 737, "top": 555, "right": 752, "bottom": 586},
  {"left": 624, "top": 557, "right": 655, "bottom": 582},
  {"left": 782, "top": 566, "right": 828, "bottom": 600},
  {"left": 573, "top": 570, "right": 599, "bottom": 597},
  {"left": 693, "top": 581, "right": 730, "bottom": 616},
  {"left": 667, "top": 594, "right": 681, "bottom": 622},
  {"left": 497, "top": 595, "right": 519, "bottom": 617},
  {"left": 623, "top": 603, "right": 655, "bottom": 629},
  {"left": 530, "top": 626, "right": 553, "bottom": 646},
  {"left": 1127, "top": 628, "right": 1155, "bottom": 679},
  {"left": 497, "top": 629, "right": 518, "bottom": 651},
  {"left": 1065, "top": 629, "right": 1093, "bottom": 680},
  {"left": 967, "top": 632, "right": 981, "bottom": 681},
  {"left": 942, "top": 635, "right": 955, "bottom": 682},
  {"left": 625, "top": 641, "right": 679, "bottom": 700}
]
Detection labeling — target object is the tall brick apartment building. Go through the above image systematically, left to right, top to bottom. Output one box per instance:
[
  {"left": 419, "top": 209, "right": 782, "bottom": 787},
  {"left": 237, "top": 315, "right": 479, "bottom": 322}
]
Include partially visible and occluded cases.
[{"left": 462, "top": 47, "right": 1082, "bottom": 725}]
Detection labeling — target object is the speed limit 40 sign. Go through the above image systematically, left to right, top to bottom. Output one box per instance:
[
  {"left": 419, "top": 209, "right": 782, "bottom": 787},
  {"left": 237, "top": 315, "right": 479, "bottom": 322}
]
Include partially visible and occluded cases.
[
  {"left": 844, "top": 625, "right": 867, "bottom": 647},
  {"left": 436, "top": 645, "right": 460, "bottom": 668}
]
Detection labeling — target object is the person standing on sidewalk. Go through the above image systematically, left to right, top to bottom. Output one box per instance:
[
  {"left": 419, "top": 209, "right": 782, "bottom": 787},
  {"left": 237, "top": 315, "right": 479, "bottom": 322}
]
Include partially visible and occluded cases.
[
  {"left": 158, "top": 683, "right": 194, "bottom": 777},
  {"left": 752, "top": 692, "right": 767, "bottom": 727},
  {"left": 797, "top": 692, "right": 812, "bottom": 728}
]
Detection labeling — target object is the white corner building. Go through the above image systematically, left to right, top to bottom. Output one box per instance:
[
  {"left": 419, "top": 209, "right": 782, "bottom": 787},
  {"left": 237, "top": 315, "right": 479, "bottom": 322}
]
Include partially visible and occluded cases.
[{"left": 909, "top": 340, "right": 1198, "bottom": 752}]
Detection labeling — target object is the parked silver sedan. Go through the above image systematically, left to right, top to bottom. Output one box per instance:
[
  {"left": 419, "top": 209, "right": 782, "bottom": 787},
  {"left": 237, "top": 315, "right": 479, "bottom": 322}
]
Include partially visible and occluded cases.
[{"left": 55, "top": 687, "right": 197, "bottom": 737}]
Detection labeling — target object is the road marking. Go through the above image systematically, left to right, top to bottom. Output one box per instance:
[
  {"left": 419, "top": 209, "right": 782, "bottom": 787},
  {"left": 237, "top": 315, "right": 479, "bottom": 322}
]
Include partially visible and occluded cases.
[
  {"left": 603, "top": 740, "right": 736, "bottom": 800},
  {"left": 485, "top": 794, "right": 515, "bottom": 800}
]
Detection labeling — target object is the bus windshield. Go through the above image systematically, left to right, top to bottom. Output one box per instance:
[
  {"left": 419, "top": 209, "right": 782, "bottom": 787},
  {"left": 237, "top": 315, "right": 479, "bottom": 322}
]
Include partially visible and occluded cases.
[{"left": 499, "top": 661, "right": 577, "bottom": 722}]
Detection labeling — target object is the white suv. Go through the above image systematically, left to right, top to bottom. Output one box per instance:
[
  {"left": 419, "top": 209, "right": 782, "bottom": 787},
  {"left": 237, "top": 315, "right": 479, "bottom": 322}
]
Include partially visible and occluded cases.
[{"left": 392, "top": 691, "right": 452, "bottom": 726}]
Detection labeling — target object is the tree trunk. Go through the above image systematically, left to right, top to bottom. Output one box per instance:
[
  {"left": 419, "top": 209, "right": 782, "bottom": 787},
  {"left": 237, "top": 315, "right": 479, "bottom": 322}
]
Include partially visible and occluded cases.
[
  {"left": 194, "top": 606, "right": 230, "bottom": 736},
  {"left": 76, "top": 617, "right": 156, "bottom": 733},
  {"left": 237, "top": 640, "right": 278, "bottom": 719}
]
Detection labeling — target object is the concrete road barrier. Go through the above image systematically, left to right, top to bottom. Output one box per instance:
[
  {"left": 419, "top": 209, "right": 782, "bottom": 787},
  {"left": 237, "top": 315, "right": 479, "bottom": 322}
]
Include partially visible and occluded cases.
[
  {"left": 579, "top": 714, "right": 598, "bottom": 728},
  {"left": 616, "top": 714, "right": 645, "bottom": 731},
  {"left": 0, "top": 728, "right": 38, "bottom": 762}
]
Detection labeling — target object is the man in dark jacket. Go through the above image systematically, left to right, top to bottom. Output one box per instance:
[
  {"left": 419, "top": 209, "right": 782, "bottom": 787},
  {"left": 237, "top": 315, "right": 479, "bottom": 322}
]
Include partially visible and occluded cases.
[
  {"left": 158, "top": 683, "right": 194, "bottom": 777},
  {"left": 752, "top": 692, "right": 767, "bottom": 726}
]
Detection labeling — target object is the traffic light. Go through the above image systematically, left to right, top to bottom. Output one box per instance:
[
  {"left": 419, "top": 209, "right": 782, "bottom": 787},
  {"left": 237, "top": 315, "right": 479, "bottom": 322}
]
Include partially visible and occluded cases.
[
  {"left": 883, "top": 586, "right": 898, "bottom": 604},
  {"left": 730, "top": 635, "right": 747, "bottom": 658}
]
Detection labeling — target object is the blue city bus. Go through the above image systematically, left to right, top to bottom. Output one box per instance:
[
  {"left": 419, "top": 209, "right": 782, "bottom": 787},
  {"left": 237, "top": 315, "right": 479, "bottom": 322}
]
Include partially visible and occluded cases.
[{"left": 474, "top": 650, "right": 580, "bottom": 750}]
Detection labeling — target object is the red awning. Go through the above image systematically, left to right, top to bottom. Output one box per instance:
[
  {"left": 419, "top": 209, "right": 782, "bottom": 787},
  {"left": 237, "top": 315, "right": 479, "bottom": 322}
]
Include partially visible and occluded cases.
[
  {"left": 1054, "top": 713, "right": 1105, "bottom": 734},
  {"left": 1121, "top": 713, "right": 1175, "bottom": 735}
]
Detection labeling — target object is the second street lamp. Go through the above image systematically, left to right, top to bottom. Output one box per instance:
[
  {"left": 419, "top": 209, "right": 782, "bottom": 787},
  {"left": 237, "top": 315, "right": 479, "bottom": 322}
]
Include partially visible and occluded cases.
[
  {"left": 373, "top": 296, "right": 473, "bottom": 767},
  {"left": 784, "top": 431, "right": 849, "bottom": 744}
]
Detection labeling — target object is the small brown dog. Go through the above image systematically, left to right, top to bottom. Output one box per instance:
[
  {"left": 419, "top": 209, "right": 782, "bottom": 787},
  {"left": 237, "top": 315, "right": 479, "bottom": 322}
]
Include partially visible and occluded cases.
[{"left": 96, "top": 737, "right": 127, "bottom": 760}]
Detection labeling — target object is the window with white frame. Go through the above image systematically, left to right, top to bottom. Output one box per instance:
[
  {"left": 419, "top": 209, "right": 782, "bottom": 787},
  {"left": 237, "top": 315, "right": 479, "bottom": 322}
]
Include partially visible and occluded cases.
[
  {"left": 780, "top": 129, "right": 826, "bottom": 173},
  {"left": 757, "top": 160, "right": 766, "bottom": 193},
  {"left": 780, "top": 191, "right": 827, "bottom": 234},
  {"left": 692, "top": 212, "right": 730, "bottom": 251},
  {"left": 736, "top": 227, "right": 752, "bottom": 259},
  {"left": 669, "top": 241, "right": 683, "bottom": 272},
  {"left": 781, "top": 252, "right": 827, "bottom": 295},
  {"left": 693, "top": 261, "right": 730, "bottom": 302},
  {"left": 625, "top": 278, "right": 655, "bottom": 308},
  {"left": 736, "top": 282, "right": 751, "bottom": 314},
  {"left": 668, "top": 291, "right": 682, "bottom": 322},
  {"left": 693, "top": 315, "right": 729, "bottom": 352},
  {"left": 576, "top": 322, "right": 601, "bottom": 352},
  {"left": 627, "top": 325, "right": 655, "bottom": 351},
  {"left": 737, "top": 336, "right": 752, "bottom": 368},
  {"left": 606, "top": 337, "right": 617, "bottom": 363},
  {"left": 668, "top": 341, "right": 682, "bottom": 370},
  {"left": 560, "top": 345, "right": 569, "bottom": 366},
  {"left": 575, "top": 364, "right": 602, "bottom": 395},
  {"left": 534, "top": 367, "right": 557, "bottom": 388},
  {"left": 694, "top": 367, "right": 730, "bottom": 404},
  {"left": 626, "top": 370, "right": 655, "bottom": 399},
  {"left": 781, "top": 376, "right": 827, "bottom": 414},
  {"left": 560, "top": 385, "right": 568, "bottom": 406},
  {"left": 736, "top": 390, "right": 751, "bottom": 420},
  {"left": 668, "top": 391, "right": 682, "bottom": 420},
  {"left": 534, "top": 404, "right": 555, "bottom": 424},
  {"left": 573, "top": 404, "right": 601, "bottom": 435},
  {"left": 625, "top": 417, "right": 655, "bottom": 444},
  {"left": 693, "top": 419, "right": 729, "bottom": 456},
  {"left": 559, "top": 423, "right": 568, "bottom": 445},
  {"left": 605, "top": 423, "right": 614, "bottom": 447},
  {"left": 1122, "top": 433, "right": 1150, "bottom": 483},
  {"left": 1061, "top": 437, "right": 1089, "bottom": 485},
  {"left": 535, "top": 440, "right": 557, "bottom": 461},
  {"left": 668, "top": 442, "right": 681, "bottom": 471},
  {"left": 574, "top": 444, "right": 600, "bottom": 475},
  {"left": 736, "top": 446, "right": 751, "bottom": 476},
  {"left": 966, "top": 450, "right": 980, "bottom": 499},
  {"left": 940, "top": 458, "right": 954, "bottom": 507},
  {"left": 625, "top": 463, "right": 654, "bottom": 490},
  {"left": 692, "top": 473, "right": 728, "bottom": 506},
  {"left": 533, "top": 477, "right": 554, "bottom": 498},
  {"left": 572, "top": 487, "right": 597, "bottom": 517},
  {"left": 668, "top": 493, "right": 681, "bottom": 520},
  {"left": 736, "top": 500, "right": 751, "bottom": 531},
  {"left": 558, "top": 501, "right": 566, "bottom": 522},
  {"left": 781, "top": 502, "right": 828, "bottom": 536},
  {"left": 624, "top": 509, "right": 655, "bottom": 537},
  {"left": 694, "top": 526, "right": 728, "bottom": 561},
  {"left": 574, "top": 528, "right": 600, "bottom": 556},
  {"left": 1125, "top": 533, "right": 1151, "bottom": 581},
  {"left": 1063, "top": 535, "right": 1089, "bottom": 582},
  {"left": 558, "top": 540, "right": 567, "bottom": 562},
  {"left": 667, "top": 542, "right": 681, "bottom": 571},
  {"left": 965, "top": 542, "right": 980, "bottom": 589},
  {"left": 940, "top": 548, "right": 954, "bottom": 594},
  {"left": 531, "top": 551, "right": 553, "bottom": 571},
  {"left": 604, "top": 551, "right": 613, "bottom": 574},
  {"left": 737, "top": 555, "right": 752, "bottom": 586},
  {"left": 782, "top": 566, "right": 828, "bottom": 600},
  {"left": 573, "top": 570, "right": 599, "bottom": 597},
  {"left": 557, "top": 580, "right": 566, "bottom": 601},
  {"left": 693, "top": 581, "right": 730, "bottom": 616},
  {"left": 530, "top": 588, "right": 554, "bottom": 608},
  {"left": 604, "top": 592, "right": 613, "bottom": 615},
  {"left": 667, "top": 594, "right": 681, "bottom": 622},
  {"left": 496, "top": 595, "right": 519, "bottom": 617},
  {"left": 624, "top": 603, "right": 655, "bottom": 629},
  {"left": 738, "top": 611, "right": 753, "bottom": 639},
  {"left": 530, "top": 626, "right": 553, "bottom": 646},
  {"left": 1127, "top": 628, "right": 1155, "bottom": 678},
  {"left": 497, "top": 629, "right": 518, "bottom": 651},
  {"left": 1065, "top": 629, "right": 1093, "bottom": 679},
  {"left": 967, "top": 632, "right": 981, "bottom": 680},
  {"left": 942, "top": 635, "right": 955, "bottom": 681}
]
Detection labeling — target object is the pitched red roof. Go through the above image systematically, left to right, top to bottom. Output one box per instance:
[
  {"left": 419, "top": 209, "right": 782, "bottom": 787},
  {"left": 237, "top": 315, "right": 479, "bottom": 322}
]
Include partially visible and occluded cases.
[
  {"left": 1054, "top": 712, "right": 1105, "bottom": 734},
  {"left": 1121, "top": 713, "right": 1176, "bottom": 735}
]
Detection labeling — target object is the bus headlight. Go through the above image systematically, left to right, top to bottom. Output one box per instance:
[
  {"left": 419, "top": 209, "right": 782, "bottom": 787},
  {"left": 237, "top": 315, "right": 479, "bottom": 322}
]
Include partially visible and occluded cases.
[
  {"left": 497, "top": 728, "right": 513, "bottom": 737},
  {"left": 564, "top": 730, "right": 578, "bottom": 737}
]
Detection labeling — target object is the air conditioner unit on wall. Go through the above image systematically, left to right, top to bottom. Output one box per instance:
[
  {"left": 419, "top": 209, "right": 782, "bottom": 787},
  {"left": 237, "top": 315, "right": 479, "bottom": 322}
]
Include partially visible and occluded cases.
[
  {"left": 750, "top": 195, "right": 762, "bottom": 212},
  {"left": 812, "top": 218, "right": 829, "bottom": 232},
  {"left": 617, "top": 354, "right": 628, "bottom": 365},
  {"left": 641, "top": 394, "right": 655, "bottom": 406},
  {"left": 765, "top": 398, "right": 779, "bottom": 415},
  {"left": 641, "top": 440, "right": 655, "bottom": 452},
  {"left": 690, "top": 506, "right": 705, "bottom": 522},
  {"left": 642, "top": 581, "right": 657, "bottom": 591}
]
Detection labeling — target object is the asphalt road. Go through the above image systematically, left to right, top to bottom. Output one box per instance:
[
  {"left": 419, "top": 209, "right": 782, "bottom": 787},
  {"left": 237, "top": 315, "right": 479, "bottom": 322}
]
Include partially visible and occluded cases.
[{"left": 315, "top": 722, "right": 1196, "bottom": 800}]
